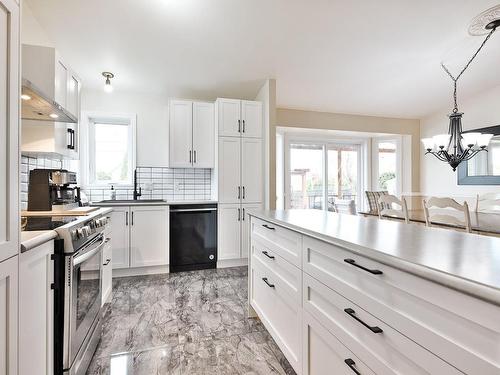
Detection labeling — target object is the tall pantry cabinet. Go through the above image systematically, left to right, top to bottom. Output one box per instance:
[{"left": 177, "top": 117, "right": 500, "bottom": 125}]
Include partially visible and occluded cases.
[
  {"left": 0, "top": 0, "right": 19, "bottom": 373},
  {"left": 216, "top": 98, "right": 263, "bottom": 263}
]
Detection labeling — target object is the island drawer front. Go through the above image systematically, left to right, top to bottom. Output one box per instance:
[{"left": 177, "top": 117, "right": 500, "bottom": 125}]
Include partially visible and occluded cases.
[
  {"left": 251, "top": 217, "right": 302, "bottom": 267},
  {"left": 303, "top": 236, "right": 500, "bottom": 375},
  {"left": 252, "top": 238, "right": 301, "bottom": 294},
  {"left": 251, "top": 255, "right": 302, "bottom": 373},
  {"left": 303, "top": 273, "right": 463, "bottom": 375},
  {"left": 303, "top": 310, "right": 376, "bottom": 375}
]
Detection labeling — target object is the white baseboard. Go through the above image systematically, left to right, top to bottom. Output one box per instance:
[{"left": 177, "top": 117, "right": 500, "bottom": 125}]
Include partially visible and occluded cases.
[
  {"left": 217, "top": 258, "right": 248, "bottom": 268},
  {"left": 112, "top": 265, "right": 170, "bottom": 278}
]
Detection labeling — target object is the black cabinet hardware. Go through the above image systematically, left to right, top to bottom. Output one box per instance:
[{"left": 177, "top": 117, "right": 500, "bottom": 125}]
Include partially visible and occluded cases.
[
  {"left": 238, "top": 119, "right": 241, "bottom": 133},
  {"left": 242, "top": 119, "right": 245, "bottom": 133},
  {"left": 67, "top": 129, "right": 75, "bottom": 150},
  {"left": 189, "top": 150, "right": 192, "bottom": 163},
  {"left": 194, "top": 150, "right": 197, "bottom": 163},
  {"left": 238, "top": 186, "right": 241, "bottom": 199},
  {"left": 242, "top": 186, "right": 245, "bottom": 199},
  {"left": 238, "top": 208, "right": 241, "bottom": 221},
  {"left": 242, "top": 208, "right": 245, "bottom": 221},
  {"left": 125, "top": 212, "right": 129, "bottom": 226},
  {"left": 131, "top": 212, "right": 134, "bottom": 226},
  {"left": 262, "top": 224, "right": 275, "bottom": 230},
  {"left": 105, "top": 238, "right": 111, "bottom": 243},
  {"left": 262, "top": 251, "right": 275, "bottom": 259},
  {"left": 344, "top": 258, "right": 383, "bottom": 275},
  {"left": 103, "top": 259, "right": 111, "bottom": 266},
  {"left": 262, "top": 277, "right": 275, "bottom": 288},
  {"left": 344, "top": 308, "right": 383, "bottom": 334},
  {"left": 344, "top": 359, "right": 361, "bottom": 375}
]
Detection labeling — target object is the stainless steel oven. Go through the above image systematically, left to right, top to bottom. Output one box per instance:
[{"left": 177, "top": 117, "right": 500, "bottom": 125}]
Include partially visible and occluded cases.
[{"left": 63, "top": 231, "right": 104, "bottom": 375}]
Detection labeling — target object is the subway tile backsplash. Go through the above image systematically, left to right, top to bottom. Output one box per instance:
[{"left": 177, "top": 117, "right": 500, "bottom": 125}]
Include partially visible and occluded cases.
[{"left": 21, "top": 155, "right": 214, "bottom": 209}]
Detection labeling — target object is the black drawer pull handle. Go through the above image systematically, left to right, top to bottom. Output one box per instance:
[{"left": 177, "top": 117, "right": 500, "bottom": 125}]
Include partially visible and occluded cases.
[
  {"left": 262, "top": 224, "right": 275, "bottom": 231},
  {"left": 262, "top": 251, "right": 275, "bottom": 260},
  {"left": 344, "top": 258, "right": 383, "bottom": 275},
  {"left": 103, "top": 259, "right": 111, "bottom": 266},
  {"left": 262, "top": 277, "right": 275, "bottom": 288},
  {"left": 344, "top": 308, "right": 383, "bottom": 334},
  {"left": 344, "top": 359, "right": 361, "bottom": 375}
]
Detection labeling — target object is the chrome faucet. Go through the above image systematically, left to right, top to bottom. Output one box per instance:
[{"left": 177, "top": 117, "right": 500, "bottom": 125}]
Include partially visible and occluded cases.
[{"left": 133, "top": 169, "right": 142, "bottom": 200}]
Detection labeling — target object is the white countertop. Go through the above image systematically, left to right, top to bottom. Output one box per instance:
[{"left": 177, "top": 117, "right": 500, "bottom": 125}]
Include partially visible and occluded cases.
[
  {"left": 92, "top": 200, "right": 217, "bottom": 207},
  {"left": 249, "top": 209, "right": 500, "bottom": 305}
]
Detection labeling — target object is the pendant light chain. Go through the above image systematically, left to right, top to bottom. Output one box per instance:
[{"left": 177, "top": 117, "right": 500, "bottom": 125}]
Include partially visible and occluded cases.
[{"left": 441, "top": 27, "right": 496, "bottom": 113}]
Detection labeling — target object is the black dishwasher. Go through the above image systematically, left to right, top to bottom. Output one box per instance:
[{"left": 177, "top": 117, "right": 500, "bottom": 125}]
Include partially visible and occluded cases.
[{"left": 169, "top": 204, "right": 217, "bottom": 272}]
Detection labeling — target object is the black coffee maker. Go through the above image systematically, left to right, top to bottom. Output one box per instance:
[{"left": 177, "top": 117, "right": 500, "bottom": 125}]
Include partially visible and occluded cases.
[{"left": 27, "top": 169, "right": 81, "bottom": 211}]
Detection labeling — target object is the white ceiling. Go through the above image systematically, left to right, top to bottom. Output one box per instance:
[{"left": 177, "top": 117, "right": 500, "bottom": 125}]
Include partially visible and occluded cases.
[{"left": 26, "top": 0, "right": 500, "bottom": 118}]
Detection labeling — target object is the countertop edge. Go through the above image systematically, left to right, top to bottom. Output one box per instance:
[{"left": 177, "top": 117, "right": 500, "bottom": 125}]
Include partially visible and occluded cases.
[
  {"left": 92, "top": 200, "right": 217, "bottom": 207},
  {"left": 248, "top": 211, "right": 500, "bottom": 307},
  {"left": 21, "top": 230, "right": 58, "bottom": 253}
]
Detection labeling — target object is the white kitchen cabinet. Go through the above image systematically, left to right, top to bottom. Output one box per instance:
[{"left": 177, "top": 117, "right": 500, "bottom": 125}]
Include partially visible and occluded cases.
[
  {"left": 0, "top": 0, "right": 19, "bottom": 263},
  {"left": 21, "top": 44, "right": 82, "bottom": 159},
  {"left": 217, "top": 98, "right": 241, "bottom": 137},
  {"left": 169, "top": 99, "right": 214, "bottom": 168},
  {"left": 169, "top": 99, "right": 193, "bottom": 168},
  {"left": 241, "top": 100, "right": 262, "bottom": 138},
  {"left": 192, "top": 101, "right": 215, "bottom": 168},
  {"left": 218, "top": 137, "right": 241, "bottom": 204},
  {"left": 241, "top": 138, "right": 263, "bottom": 203},
  {"left": 241, "top": 203, "right": 261, "bottom": 259},
  {"left": 217, "top": 204, "right": 242, "bottom": 261},
  {"left": 108, "top": 205, "right": 169, "bottom": 271},
  {"left": 130, "top": 206, "right": 169, "bottom": 267},
  {"left": 110, "top": 207, "right": 130, "bottom": 269},
  {"left": 102, "top": 236, "right": 113, "bottom": 305},
  {"left": 19, "top": 240, "right": 54, "bottom": 375},
  {"left": 0, "top": 256, "right": 18, "bottom": 375}
]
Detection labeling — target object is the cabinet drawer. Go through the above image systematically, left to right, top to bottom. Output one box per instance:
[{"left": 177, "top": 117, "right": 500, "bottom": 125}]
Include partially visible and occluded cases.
[
  {"left": 251, "top": 217, "right": 302, "bottom": 267},
  {"left": 303, "top": 236, "right": 500, "bottom": 374},
  {"left": 251, "top": 238, "right": 301, "bottom": 296},
  {"left": 251, "top": 255, "right": 302, "bottom": 373},
  {"left": 304, "top": 273, "right": 461, "bottom": 375},
  {"left": 303, "top": 310, "right": 375, "bottom": 375}
]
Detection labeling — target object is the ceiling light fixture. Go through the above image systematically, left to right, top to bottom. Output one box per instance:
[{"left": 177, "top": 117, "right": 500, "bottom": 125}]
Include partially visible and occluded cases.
[
  {"left": 422, "top": 12, "right": 499, "bottom": 171},
  {"left": 102, "top": 72, "right": 114, "bottom": 93},
  {"left": 21, "top": 94, "right": 31, "bottom": 100}
]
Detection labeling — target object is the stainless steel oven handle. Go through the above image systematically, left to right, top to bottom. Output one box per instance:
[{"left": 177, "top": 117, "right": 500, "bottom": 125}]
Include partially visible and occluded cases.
[
  {"left": 170, "top": 208, "right": 217, "bottom": 212},
  {"left": 73, "top": 236, "right": 105, "bottom": 266}
]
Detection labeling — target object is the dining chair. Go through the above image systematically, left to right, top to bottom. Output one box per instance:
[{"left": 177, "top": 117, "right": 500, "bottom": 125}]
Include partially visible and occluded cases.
[
  {"left": 365, "top": 191, "right": 388, "bottom": 213},
  {"left": 476, "top": 193, "right": 500, "bottom": 214},
  {"left": 378, "top": 195, "right": 409, "bottom": 223},
  {"left": 422, "top": 197, "right": 472, "bottom": 233},
  {"left": 333, "top": 199, "right": 357, "bottom": 215}
]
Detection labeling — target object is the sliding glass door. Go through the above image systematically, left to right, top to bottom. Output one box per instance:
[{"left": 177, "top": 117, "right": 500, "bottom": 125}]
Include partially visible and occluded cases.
[{"left": 286, "top": 140, "right": 362, "bottom": 212}]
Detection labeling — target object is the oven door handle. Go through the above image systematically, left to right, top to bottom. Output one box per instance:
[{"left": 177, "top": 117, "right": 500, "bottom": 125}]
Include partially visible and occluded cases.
[{"left": 73, "top": 236, "right": 105, "bottom": 266}]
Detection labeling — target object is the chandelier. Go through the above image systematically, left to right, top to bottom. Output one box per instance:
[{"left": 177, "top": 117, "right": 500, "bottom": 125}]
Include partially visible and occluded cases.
[{"left": 422, "top": 13, "right": 499, "bottom": 171}]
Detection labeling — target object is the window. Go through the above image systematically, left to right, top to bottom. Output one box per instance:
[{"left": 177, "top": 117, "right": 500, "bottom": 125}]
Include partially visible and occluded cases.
[
  {"left": 86, "top": 114, "right": 136, "bottom": 186},
  {"left": 285, "top": 137, "right": 364, "bottom": 212},
  {"left": 373, "top": 138, "right": 401, "bottom": 195}
]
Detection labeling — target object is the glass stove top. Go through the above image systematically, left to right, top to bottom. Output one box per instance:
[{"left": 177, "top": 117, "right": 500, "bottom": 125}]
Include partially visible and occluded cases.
[{"left": 21, "top": 216, "right": 80, "bottom": 231}]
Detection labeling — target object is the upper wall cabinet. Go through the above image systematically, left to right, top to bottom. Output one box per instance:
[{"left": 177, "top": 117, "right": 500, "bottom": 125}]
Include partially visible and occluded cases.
[
  {"left": 21, "top": 44, "right": 82, "bottom": 159},
  {"left": 216, "top": 98, "right": 262, "bottom": 138},
  {"left": 169, "top": 99, "right": 215, "bottom": 168}
]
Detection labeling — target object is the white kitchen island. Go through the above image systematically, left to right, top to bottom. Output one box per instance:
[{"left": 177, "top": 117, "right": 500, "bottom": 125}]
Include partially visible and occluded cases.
[{"left": 248, "top": 209, "right": 500, "bottom": 375}]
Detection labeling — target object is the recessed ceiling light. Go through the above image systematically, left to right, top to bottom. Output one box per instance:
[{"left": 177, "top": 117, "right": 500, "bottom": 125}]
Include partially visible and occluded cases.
[
  {"left": 102, "top": 72, "right": 114, "bottom": 93},
  {"left": 21, "top": 94, "right": 31, "bottom": 100},
  {"left": 49, "top": 113, "right": 59, "bottom": 119}
]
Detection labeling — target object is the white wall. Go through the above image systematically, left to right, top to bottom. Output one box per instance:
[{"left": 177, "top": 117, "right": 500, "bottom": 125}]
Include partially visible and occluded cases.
[
  {"left": 21, "top": 1, "right": 53, "bottom": 46},
  {"left": 420, "top": 84, "right": 500, "bottom": 196},
  {"left": 81, "top": 89, "right": 169, "bottom": 167}
]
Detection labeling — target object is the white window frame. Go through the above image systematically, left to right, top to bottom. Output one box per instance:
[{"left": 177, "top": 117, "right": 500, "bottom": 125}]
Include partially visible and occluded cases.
[
  {"left": 81, "top": 111, "right": 137, "bottom": 188},
  {"left": 283, "top": 133, "right": 369, "bottom": 212},
  {"left": 371, "top": 136, "right": 402, "bottom": 196}
]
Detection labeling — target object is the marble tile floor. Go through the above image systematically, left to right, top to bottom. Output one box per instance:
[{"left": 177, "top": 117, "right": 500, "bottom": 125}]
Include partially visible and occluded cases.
[{"left": 87, "top": 266, "right": 296, "bottom": 375}]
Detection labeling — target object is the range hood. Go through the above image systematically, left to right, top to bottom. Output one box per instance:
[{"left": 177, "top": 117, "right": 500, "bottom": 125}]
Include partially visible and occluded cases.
[{"left": 21, "top": 78, "right": 77, "bottom": 123}]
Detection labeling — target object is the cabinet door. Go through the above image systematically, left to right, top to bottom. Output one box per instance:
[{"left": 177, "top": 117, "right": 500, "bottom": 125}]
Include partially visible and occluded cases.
[
  {"left": 0, "top": 0, "right": 19, "bottom": 263},
  {"left": 54, "top": 59, "right": 67, "bottom": 107},
  {"left": 66, "top": 71, "right": 80, "bottom": 117},
  {"left": 217, "top": 98, "right": 241, "bottom": 137},
  {"left": 169, "top": 99, "right": 193, "bottom": 168},
  {"left": 241, "top": 100, "right": 262, "bottom": 138},
  {"left": 192, "top": 101, "right": 215, "bottom": 168},
  {"left": 218, "top": 137, "right": 241, "bottom": 204},
  {"left": 241, "top": 138, "right": 262, "bottom": 203},
  {"left": 241, "top": 203, "right": 261, "bottom": 259},
  {"left": 217, "top": 204, "right": 242, "bottom": 260},
  {"left": 130, "top": 206, "right": 169, "bottom": 267},
  {"left": 110, "top": 207, "right": 130, "bottom": 269},
  {"left": 19, "top": 241, "right": 54, "bottom": 375},
  {"left": 0, "top": 256, "right": 18, "bottom": 375}
]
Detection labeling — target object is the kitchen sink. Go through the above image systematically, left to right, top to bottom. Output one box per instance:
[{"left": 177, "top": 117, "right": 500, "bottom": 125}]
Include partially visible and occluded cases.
[{"left": 94, "top": 199, "right": 166, "bottom": 204}]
